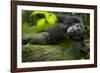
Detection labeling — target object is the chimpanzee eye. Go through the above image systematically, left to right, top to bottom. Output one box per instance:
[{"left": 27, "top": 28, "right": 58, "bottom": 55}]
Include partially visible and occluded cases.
[
  {"left": 76, "top": 24, "right": 79, "bottom": 27},
  {"left": 77, "top": 28, "right": 80, "bottom": 31},
  {"left": 72, "top": 29, "right": 74, "bottom": 32}
]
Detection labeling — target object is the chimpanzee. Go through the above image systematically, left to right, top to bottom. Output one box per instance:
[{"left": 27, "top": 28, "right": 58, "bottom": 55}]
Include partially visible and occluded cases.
[{"left": 22, "top": 15, "right": 84, "bottom": 45}]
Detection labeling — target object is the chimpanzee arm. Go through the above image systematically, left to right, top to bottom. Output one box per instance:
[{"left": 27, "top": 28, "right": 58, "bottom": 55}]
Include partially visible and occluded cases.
[
  {"left": 22, "top": 23, "right": 68, "bottom": 45},
  {"left": 22, "top": 32, "right": 50, "bottom": 45}
]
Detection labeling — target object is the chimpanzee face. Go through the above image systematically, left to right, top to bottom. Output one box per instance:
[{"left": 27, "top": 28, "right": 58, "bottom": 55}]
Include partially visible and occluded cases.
[{"left": 66, "top": 23, "right": 84, "bottom": 40}]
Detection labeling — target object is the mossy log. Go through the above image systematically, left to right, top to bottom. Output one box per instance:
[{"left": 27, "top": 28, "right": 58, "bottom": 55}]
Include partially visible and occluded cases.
[
  {"left": 22, "top": 43, "right": 85, "bottom": 62},
  {"left": 22, "top": 45, "right": 63, "bottom": 62}
]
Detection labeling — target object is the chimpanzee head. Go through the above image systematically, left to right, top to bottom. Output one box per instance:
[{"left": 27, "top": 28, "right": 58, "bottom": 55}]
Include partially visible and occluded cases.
[
  {"left": 57, "top": 15, "right": 84, "bottom": 41},
  {"left": 64, "top": 16, "right": 84, "bottom": 41},
  {"left": 67, "top": 23, "right": 84, "bottom": 41}
]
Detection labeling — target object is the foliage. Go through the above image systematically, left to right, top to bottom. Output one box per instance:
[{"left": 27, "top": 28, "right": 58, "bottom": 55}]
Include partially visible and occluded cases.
[{"left": 22, "top": 11, "right": 57, "bottom": 33}]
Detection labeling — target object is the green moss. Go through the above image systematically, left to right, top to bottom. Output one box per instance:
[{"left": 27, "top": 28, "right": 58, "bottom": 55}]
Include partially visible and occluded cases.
[{"left": 22, "top": 45, "right": 63, "bottom": 62}]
